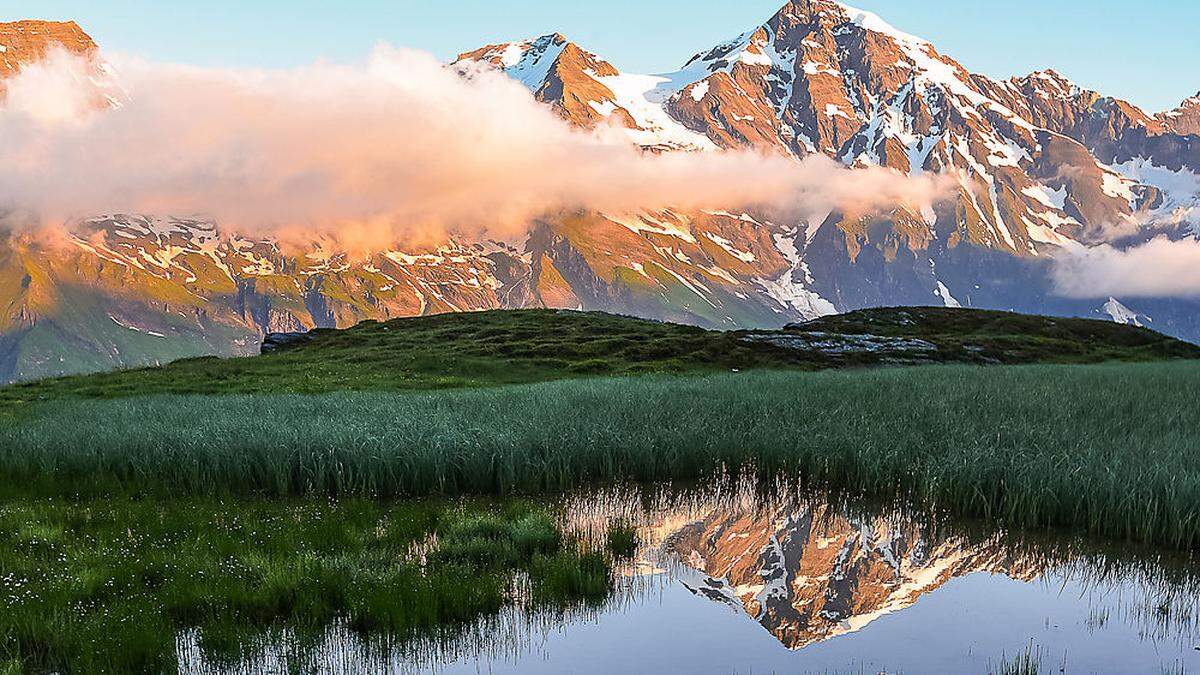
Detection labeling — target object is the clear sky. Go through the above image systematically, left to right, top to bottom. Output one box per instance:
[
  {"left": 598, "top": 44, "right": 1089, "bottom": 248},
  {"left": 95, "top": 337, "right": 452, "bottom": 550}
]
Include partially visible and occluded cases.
[{"left": 4, "top": 0, "right": 1196, "bottom": 113}]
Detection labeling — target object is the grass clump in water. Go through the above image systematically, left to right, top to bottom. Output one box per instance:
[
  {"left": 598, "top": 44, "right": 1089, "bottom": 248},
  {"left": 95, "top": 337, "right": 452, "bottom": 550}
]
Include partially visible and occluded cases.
[
  {"left": 605, "top": 522, "right": 638, "bottom": 559},
  {"left": 528, "top": 551, "right": 612, "bottom": 608},
  {"left": 988, "top": 642, "right": 1045, "bottom": 675}
]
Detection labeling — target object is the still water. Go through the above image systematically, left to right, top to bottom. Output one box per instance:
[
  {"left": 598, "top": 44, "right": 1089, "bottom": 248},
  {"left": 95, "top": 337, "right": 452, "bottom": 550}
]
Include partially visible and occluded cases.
[{"left": 180, "top": 482, "right": 1200, "bottom": 674}]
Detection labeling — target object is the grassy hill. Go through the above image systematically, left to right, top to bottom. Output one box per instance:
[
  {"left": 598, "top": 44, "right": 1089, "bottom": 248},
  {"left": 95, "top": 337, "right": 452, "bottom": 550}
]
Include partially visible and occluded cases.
[
  {"left": 0, "top": 306, "right": 1197, "bottom": 549},
  {"left": 1, "top": 306, "right": 1194, "bottom": 408}
]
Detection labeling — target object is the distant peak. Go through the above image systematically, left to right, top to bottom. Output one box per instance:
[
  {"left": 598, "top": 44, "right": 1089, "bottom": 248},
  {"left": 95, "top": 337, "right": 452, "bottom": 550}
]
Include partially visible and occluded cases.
[
  {"left": 767, "top": 0, "right": 928, "bottom": 47},
  {"left": 831, "top": 1, "right": 929, "bottom": 45},
  {"left": 0, "top": 18, "right": 96, "bottom": 47},
  {"left": 0, "top": 19, "right": 101, "bottom": 85},
  {"left": 1, "top": 19, "right": 84, "bottom": 30},
  {"left": 454, "top": 32, "right": 572, "bottom": 70},
  {"left": 1014, "top": 68, "right": 1082, "bottom": 100},
  {"left": 1029, "top": 68, "right": 1070, "bottom": 82},
  {"left": 1157, "top": 90, "right": 1200, "bottom": 133}
]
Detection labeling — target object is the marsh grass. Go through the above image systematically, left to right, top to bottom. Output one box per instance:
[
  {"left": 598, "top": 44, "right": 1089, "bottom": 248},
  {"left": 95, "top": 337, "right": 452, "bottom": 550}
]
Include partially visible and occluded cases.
[
  {"left": 2, "top": 362, "right": 1198, "bottom": 549},
  {"left": 0, "top": 490, "right": 619, "bottom": 673},
  {"left": 605, "top": 522, "right": 638, "bottom": 559},
  {"left": 988, "top": 641, "right": 1045, "bottom": 675}
]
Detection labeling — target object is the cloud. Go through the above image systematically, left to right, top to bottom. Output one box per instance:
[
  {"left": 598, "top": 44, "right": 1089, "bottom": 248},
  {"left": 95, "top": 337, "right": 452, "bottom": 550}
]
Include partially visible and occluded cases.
[
  {"left": 0, "top": 46, "right": 952, "bottom": 248},
  {"left": 1051, "top": 236, "right": 1200, "bottom": 298}
]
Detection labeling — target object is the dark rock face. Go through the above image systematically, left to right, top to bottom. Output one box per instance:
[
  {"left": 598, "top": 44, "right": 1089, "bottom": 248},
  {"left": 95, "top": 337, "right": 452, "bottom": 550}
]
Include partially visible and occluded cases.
[{"left": 260, "top": 332, "right": 314, "bottom": 354}]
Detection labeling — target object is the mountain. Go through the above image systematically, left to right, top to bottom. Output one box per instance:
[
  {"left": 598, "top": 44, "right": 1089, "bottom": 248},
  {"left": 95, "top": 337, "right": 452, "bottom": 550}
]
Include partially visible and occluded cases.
[
  {"left": 451, "top": 1, "right": 1200, "bottom": 327},
  {"left": 1, "top": 4, "right": 1198, "bottom": 382},
  {"left": 0, "top": 20, "right": 96, "bottom": 84},
  {"left": 1160, "top": 92, "right": 1200, "bottom": 137},
  {"left": 661, "top": 502, "right": 1040, "bottom": 649}
]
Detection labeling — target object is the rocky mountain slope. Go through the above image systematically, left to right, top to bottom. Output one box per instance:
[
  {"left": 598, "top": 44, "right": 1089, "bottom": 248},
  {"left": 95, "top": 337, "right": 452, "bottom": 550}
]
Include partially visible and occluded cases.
[
  {"left": 0, "top": 5, "right": 1198, "bottom": 382},
  {"left": 0, "top": 20, "right": 96, "bottom": 85},
  {"left": 1161, "top": 93, "right": 1200, "bottom": 137}
]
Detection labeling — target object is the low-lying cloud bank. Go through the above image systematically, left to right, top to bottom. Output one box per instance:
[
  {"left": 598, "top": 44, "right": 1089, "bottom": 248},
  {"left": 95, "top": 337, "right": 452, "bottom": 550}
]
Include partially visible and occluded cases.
[
  {"left": 0, "top": 46, "right": 951, "bottom": 248},
  {"left": 1052, "top": 236, "right": 1200, "bottom": 299}
]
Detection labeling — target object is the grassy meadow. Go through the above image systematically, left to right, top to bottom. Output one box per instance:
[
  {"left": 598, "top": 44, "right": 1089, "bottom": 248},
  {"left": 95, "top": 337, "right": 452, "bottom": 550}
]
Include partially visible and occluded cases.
[
  {"left": 2, "top": 361, "right": 1198, "bottom": 548},
  {"left": 0, "top": 488, "right": 621, "bottom": 673}
]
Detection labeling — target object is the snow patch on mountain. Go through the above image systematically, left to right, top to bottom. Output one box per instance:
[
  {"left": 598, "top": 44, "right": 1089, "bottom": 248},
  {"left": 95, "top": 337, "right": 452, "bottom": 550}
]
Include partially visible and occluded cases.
[
  {"left": 592, "top": 71, "right": 717, "bottom": 150},
  {"left": 1111, "top": 157, "right": 1200, "bottom": 232},
  {"left": 757, "top": 229, "right": 837, "bottom": 319},
  {"left": 935, "top": 281, "right": 961, "bottom": 308},
  {"left": 1101, "top": 297, "right": 1149, "bottom": 326}
]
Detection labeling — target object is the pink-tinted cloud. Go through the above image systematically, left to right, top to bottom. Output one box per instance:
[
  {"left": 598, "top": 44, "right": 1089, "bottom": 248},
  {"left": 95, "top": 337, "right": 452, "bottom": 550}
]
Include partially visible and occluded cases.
[{"left": 0, "top": 46, "right": 952, "bottom": 248}]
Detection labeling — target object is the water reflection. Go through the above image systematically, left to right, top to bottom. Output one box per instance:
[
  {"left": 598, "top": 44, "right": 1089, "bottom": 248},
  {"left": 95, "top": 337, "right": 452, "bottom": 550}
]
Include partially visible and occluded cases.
[{"left": 179, "top": 480, "right": 1200, "bottom": 673}]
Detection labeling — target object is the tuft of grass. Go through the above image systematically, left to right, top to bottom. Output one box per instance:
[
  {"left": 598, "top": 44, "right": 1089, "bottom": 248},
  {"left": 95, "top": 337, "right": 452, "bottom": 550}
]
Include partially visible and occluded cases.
[
  {"left": 1, "top": 362, "right": 1198, "bottom": 549},
  {"left": 510, "top": 513, "right": 563, "bottom": 556},
  {"left": 605, "top": 522, "right": 638, "bottom": 559},
  {"left": 528, "top": 551, "right": 612, "bottom": 608},
  {"left": 988, "top": 642, "right": 1045, "bottom": 675}
]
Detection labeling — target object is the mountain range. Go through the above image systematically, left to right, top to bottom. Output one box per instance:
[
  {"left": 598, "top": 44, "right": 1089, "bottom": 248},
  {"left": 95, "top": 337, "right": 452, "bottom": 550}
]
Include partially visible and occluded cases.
[{"left": 1, "top": 2, "right": 1198, "bottom": 382}]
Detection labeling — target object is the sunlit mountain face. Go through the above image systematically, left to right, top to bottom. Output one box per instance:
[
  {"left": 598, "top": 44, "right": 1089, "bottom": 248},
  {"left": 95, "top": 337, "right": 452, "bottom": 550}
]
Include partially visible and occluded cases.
[{"left": 1, "top": 1, "right": 1199, "bottom": 382}]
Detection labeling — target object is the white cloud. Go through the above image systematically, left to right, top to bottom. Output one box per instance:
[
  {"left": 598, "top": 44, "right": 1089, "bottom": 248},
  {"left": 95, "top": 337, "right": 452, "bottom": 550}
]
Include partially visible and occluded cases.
[{"left": 1051, "top": 236, "right": 1200, "bottom": 298}]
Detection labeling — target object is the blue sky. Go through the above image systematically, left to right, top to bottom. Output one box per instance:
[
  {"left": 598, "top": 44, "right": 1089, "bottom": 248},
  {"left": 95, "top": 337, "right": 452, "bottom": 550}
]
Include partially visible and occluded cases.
[{"left": 5, "top": 0, "right": 1197, "bottom": 112}]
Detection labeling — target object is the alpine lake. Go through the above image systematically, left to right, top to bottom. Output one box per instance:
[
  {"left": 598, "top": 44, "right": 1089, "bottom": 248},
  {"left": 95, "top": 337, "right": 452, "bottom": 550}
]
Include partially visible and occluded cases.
[{"left": 172, "top": 478, "right": 1200, "bottom": 675}]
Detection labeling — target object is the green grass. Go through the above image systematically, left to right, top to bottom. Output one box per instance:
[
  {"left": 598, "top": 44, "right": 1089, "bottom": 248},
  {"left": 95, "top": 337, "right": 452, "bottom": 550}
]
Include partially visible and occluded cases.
[
  {"left": 0, "top": 307, "right": 1193, "bottom": 409},
  {"left": 3, "top": 307, "right": 1195, "bottom": 671},
  {"left": 0, "top": 310, "right": 799, "bottom": 405},
  {"left": 2, "top": 362, "right": 1198, "bottom": 549},
  {"left": 0, "top": 487, "right": 620, "bottom": 674},
  {"left": 605, "top": 522, "right": 638, "bottom": 559},
  {"left": 989, "top": 642, "right": 1045, "bottom": 675}
]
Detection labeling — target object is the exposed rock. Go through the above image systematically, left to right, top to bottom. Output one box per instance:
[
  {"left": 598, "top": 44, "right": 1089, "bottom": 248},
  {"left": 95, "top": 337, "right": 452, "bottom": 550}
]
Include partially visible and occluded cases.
[
  {"left": 0, "top": 20, "right": 96, "bottom": 79},
  {"left": 1159, "top": 92, "right": 1200, "bottom": 137},
  {"left": 260, "top": 331, "right": 314, "bottom": 354},
  {"left": 742, "top": 331, "right": 937, "bottom": 355}
]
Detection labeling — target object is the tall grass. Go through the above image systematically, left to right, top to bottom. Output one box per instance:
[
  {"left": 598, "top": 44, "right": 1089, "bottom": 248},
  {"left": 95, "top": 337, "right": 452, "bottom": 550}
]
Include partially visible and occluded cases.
[{"left": 2, "top": 362, "right": 1198, "bottom": 548}]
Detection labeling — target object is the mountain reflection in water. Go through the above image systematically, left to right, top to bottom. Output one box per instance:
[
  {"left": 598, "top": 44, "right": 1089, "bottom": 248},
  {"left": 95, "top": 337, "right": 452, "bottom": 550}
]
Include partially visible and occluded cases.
[
  {"left": 180, "top": 481, "right": 1200, "bottom": 674},
  {"left": 662, "top": 501, "right": 1042, "bottom": 649}
]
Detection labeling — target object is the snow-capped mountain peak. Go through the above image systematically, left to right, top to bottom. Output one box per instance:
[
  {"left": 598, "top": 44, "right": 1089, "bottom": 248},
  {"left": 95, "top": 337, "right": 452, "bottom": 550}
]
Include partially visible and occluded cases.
[{"left": 0, "top": 4, "right": 1197, "bottom": 383}]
